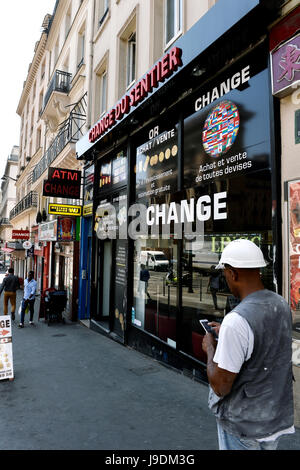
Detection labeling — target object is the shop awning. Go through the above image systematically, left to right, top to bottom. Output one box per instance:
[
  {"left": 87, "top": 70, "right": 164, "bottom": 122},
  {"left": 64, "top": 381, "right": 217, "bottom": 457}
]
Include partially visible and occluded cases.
[{"left": 1, "top": 248, "right": 14, "bottom": 253}]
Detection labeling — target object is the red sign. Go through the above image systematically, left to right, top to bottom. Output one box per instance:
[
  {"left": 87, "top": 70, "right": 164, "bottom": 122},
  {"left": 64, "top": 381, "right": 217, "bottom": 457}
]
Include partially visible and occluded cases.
[
  {"left": 88, "top": 47, "right": 183, "bottom": 143},
  {"left": 48, "top": 167, "right": 81, "bottom": 184},
  {"left": 43, "top": 180, "right": 81, "bottom": 199},
  {"left": 12, "top": 230, "right": 30, "bottom": 240}
]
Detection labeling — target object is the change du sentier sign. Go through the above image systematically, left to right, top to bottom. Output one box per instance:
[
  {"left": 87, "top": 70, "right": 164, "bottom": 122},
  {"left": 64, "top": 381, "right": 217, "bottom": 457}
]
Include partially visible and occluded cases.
[{"left": 0, "top": 316, "right": 14, "bottom": 380}]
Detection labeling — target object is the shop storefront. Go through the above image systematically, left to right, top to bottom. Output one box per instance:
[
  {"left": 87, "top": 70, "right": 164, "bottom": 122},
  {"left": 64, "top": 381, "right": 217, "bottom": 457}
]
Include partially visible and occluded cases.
[
  {"left": 77, "top": 1, "right": 282, "bottom": 378},
  {"left": 269, "top": 4, "right": 300, "bottom": 425},
  {"left": 78, "top": 164, "right": 94, "bottom": 321},
  {"left": 38, "top": 217, "right": 80, "bottom": 321}
]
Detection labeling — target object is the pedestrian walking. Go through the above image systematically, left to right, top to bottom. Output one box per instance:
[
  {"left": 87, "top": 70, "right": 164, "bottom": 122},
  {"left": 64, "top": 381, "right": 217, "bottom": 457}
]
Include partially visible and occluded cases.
[
  {"left": 202, "top": 239, "right": 295, "bottom": 451},
  {"left": 139, "top": 264, "right": 151, "bottom": 300},
  {"left": 0, "top": 267, "right": 20, "bottom": 320},
  {"left": 18, "top": 271, "right": 37, "bottom": 328}
]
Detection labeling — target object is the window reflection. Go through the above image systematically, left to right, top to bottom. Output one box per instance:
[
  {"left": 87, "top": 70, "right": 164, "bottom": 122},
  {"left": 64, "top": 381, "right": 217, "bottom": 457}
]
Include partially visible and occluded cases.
[{"left": 133, "top": 237, "right": 177, "bottom": 346}]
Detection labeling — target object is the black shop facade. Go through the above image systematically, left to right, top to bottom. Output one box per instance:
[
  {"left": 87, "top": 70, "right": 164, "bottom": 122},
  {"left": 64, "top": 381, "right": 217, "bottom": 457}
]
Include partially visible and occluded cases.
[{"left": 76, "top": 2, "right": 281, "bottom": 381}]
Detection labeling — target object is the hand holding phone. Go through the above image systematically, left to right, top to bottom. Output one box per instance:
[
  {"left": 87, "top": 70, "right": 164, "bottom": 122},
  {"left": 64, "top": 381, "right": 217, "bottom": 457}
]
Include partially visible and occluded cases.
[{"left": 199, "top": 319, "right": 218, "bottom": 339}]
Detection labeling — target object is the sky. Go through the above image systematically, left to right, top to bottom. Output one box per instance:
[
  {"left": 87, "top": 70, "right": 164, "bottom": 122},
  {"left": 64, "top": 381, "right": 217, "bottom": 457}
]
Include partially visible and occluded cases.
[{"left": 0, "top": 0, "right": 56, "bottom": 177}]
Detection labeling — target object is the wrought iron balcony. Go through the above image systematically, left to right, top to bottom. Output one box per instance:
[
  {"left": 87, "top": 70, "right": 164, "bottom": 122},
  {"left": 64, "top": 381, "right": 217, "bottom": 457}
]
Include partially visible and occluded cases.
[
  {"left": 43, "top": 70, "right": 72, "bottom": 111},
  {"left": 33, "top": 93, "right": 87, "bottom": 183},
  {"left": 9, "top": 192, "right": 38, "bottom": 221},
  {"left": 0, "top": 218, "right": 10, "bottom": 226}
]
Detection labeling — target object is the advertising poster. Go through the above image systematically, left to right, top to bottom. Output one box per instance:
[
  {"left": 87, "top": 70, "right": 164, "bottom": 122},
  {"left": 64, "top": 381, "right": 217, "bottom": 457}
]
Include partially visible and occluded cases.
[
  {"left": 184, "top": 61, "right": 271, "bottom": 189},
  {"left": 136, "top": 124, "right": 178, "bottom": 200},
  {"left": 288, "top": 180, "right": 300, "bottom": 335},
  {"left": 57, "top": 216, "right": 76, "bottom": 242},
  {"left": 113, "top": 239, "right": 128, "bottom": 339},
  {"left": 0, "top": 316, "right": 14, "bottom": 380}
]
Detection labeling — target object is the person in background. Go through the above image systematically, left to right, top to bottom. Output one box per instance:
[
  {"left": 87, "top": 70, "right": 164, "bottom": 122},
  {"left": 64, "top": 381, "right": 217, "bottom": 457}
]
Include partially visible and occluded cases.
[
  {"left": 202, "top": 239, "right": 295, "bottom": 451},
  {"left": 139, "top": 264, "right": 151, "bottom": 300},
  {"left": 0, "top": 268, "right": 20, "bottom": 320},
  {"left": 18, "top": 271, "right": 37, "bottom": 328}
]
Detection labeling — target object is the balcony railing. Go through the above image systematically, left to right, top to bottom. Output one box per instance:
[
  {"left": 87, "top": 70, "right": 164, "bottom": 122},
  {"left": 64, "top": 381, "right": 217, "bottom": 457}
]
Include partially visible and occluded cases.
[
  {"left": 43, "top": 70, "right": 72, "bottom": 111},
  {"left": 33, "top": 93, "right": 87, "bottom": 183},
  {"left": 9, "top": 192, "right": 38, "bottom": 221},
  {"left": 0, "top": 218, "right": 10, "bottom": 226}
]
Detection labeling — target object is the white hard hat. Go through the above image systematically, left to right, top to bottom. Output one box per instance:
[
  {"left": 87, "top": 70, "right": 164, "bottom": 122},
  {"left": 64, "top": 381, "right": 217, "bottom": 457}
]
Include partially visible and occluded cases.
[{"left": 215, "top": 239, "right": 267, "bottom": 269}]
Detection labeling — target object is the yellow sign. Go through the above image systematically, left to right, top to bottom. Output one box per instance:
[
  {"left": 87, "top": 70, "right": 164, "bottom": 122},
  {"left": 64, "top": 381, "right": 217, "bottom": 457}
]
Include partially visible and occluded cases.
[
  {"left": 48, "top": 203, "right": 82, "bottom": 217},
  {"left": 83, "top": 204, "right": 93, "bottom": 217}
]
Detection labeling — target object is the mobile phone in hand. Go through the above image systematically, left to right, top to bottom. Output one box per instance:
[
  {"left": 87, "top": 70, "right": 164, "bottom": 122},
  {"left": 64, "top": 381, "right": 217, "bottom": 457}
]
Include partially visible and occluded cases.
[{"left": 199, "top": 319, "right": 218, "bottom": 339}]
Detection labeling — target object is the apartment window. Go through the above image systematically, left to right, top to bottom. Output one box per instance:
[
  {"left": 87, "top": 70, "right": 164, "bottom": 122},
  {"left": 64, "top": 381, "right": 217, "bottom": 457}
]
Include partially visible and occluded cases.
[
  {"left": 99, "top": 0, "right": 109, "bottom": 26},
  {"left": 165, "top": 0, "right": 182, "bottom": 46},
  {"left": 65, "top": 7, "right": 71, "bottom": 38},
  {"left": 77, "top": 27, "right": 85, "bottom": 69},
  {"left": 127, "top": 32, "right": 136, "bottom": 88},
  {"left": 41, "top": 60, "right": 46, "bottom": 81},
  {"left": 100, "top": 71, "right": 107, "bottom": 115},
  {"left": 39, "top": 92, "right": 44, "bottom": 116},
  {"left": 36, "top": 127, "right": 42, "bottom": 151}
]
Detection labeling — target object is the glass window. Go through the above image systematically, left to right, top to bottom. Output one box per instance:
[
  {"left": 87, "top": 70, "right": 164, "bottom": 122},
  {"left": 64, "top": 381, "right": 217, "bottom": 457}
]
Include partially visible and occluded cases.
[
  {"left": 99, "top": 0, "right": 109, "bottom": 26},
  {"left": 165, "top": 0, "right": 182, "bottom": 46},
  {"left": 127, "top": 32, "right": 136, "bottom": 88},
  {"left": 100, "top": 71, "right": 107, "bottom": 116},
  {"left": 133, "top": 119, "right": 179, "bottom": 346},
  {"left": 98, "top": 149, "right": 127, "bottom": 193},
  {"left": 112, "top": 150, "right": 127, "bottom": 185},
  {"left": 99, "top": 161, "right": 111, "bottom": 190},
  {"left": 178, "top": 172, "right": 273, "bottom": 361},
  {"left": 288, "top": 180, "right": 300, "bottom": 339},
  {"left": 132, "top": 200, "right": 178, "bottom": 347}
]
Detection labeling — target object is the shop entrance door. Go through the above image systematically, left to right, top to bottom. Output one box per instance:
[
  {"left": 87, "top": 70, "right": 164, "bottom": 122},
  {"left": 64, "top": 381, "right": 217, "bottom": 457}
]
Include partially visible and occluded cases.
[
  {"left": 94, "top": 190, "right": 127, "bottom": 341},
  {"left": 102, "top": 240, "right": 112, "bottom": 320}
]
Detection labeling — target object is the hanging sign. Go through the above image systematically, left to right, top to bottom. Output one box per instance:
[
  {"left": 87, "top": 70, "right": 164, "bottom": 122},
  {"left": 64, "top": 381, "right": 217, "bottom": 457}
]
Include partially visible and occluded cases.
[
  {"left": 271, "top": 33, "right": 300, "bottom": 97},
  {"left": 43, "top": 168, "right": 82, "bottom": 199},
  {"left": 48, "top": 203, "right": 82, "bottom": 217},
  {"left": 12, "top": 230, "right": 30, "bottom": 240},
  {"left": 22, "top": 241, "right": 32, "bottom": 250},
  {"left": 0, "top": 316, "right": 14, "bottom": 381}
]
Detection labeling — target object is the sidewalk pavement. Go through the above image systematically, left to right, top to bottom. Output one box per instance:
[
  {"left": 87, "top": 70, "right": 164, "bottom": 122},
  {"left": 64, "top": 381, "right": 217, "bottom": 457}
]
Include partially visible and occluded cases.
[{"left": 0, "top": 288, "right": 299, "bottom": 450}]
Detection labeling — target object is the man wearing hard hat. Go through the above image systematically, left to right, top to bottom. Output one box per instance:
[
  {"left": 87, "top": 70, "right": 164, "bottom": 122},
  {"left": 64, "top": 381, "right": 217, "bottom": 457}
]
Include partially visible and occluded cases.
[{"left": 202, "top": 239, "right": 294, "bottom": 450}]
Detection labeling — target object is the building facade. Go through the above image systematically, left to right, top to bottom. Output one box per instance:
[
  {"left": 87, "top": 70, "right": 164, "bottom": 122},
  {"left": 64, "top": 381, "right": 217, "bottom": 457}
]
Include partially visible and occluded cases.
[
  {"left": 12, "top": 0, "right": 91, "bottom": 320},
  {"left": 77, "top": 0, "right": 289, "bottom": 381},
  {"left": 269, "top": 0, "right": 300, "bottom": 426},
  {"left": 0, "top": 146, "right": 19, "bottom": 269}
]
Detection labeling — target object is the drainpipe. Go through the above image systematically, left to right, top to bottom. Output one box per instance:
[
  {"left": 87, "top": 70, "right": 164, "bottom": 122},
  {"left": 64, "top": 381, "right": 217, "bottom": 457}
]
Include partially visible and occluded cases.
[{"left": 86, "top": 0, "right": 96, "bottom": 131}]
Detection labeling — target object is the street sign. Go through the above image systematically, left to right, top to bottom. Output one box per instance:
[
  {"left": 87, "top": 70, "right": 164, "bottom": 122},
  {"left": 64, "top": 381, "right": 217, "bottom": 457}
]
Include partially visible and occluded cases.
[
  {"left": 48, "top": 203, "right": 82, "bottom": 217},
  {"left": 12, "top": 230, "right": 30, "bottom": 240},
  {"left": 23, "top": 241, "right": 32, "bottom": 250},
  {"left": 0, "top": 316, "right": 14, "bottom": 381}
]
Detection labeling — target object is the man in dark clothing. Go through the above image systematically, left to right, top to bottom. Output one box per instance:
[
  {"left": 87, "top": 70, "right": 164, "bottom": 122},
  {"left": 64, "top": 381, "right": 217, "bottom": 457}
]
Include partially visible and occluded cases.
[
  {"left": 139, "top": 265, "right": 151, "bottom": 299},
  {"left": 0, "top": 268, "right": 20, "bottom": 320}
]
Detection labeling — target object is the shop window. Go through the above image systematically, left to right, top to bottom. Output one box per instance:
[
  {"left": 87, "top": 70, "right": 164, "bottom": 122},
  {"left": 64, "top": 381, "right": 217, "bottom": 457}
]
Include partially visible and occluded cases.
[
  {"left": 165, "top": 0, "right": 182, "bottom": 48},
  {"left": 133, "top": 119, "right": 179, "bottom": 346},
  {"left": 98, "top": 149, "right": 127, "bottom": 193},
  {"left": 179, "top": 177, "right": 273, "bottom": 361},
  {"left": 287, "top": 180, "right": 300, "bottom": 339}
]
